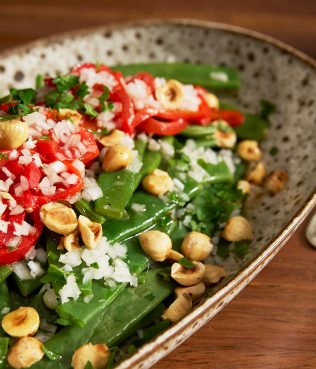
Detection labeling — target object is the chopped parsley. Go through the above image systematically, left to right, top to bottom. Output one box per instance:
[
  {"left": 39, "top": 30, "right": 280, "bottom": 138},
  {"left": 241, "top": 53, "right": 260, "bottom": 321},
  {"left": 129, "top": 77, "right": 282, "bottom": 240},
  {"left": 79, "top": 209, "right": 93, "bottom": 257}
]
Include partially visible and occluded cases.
[
  {"left": 35, "top": 74, "right": 44, "bottom": 89},
  {"left": 42, "top": 74, "right": 112, "bottom": 118},
  {"left": 53, "top": 75, "right": 79, "bottom": 92},
  {"left": 76, "top": 82, "right": 89, "bottom": 100},
  {"left": 260, "top": 99, "right": 276, "bottom": 120},
  {"left": 83, "top": 103, "right": 98, "bottom": 118},
  {"left": 93, "top": 128, "right": 110, "bottom": 136},
  {"left": 39, "top": 135, "right": 50, "bottom": 140},
  {"left": 0, "top": 153, "right": 8, "bottom": 160},
  {"left": 232, "top": 241, "right": 250, "bottom": 258},
  {"left": 179, "top": 257, "right": 195, "bottom": 269}
]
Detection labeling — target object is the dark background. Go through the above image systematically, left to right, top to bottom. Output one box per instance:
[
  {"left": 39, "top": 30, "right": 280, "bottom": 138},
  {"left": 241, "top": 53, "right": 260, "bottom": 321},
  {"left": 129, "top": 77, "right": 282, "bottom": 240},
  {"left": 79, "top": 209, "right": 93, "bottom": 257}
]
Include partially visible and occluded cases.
[{"left": 0, "top": 1, "right": 315, "bottom": 368}]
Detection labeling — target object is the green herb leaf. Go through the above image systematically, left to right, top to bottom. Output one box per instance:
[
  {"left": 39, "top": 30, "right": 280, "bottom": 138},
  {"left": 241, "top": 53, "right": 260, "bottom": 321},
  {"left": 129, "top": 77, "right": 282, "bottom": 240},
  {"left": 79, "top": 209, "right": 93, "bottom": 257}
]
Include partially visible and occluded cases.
[
  {"left": 36, "top": 74, "right": 44, "bottom": 89},
  {"left": 53, "top": 75, "right": 79, "bottom": 92},
  {"left": 77, "top": 82, "right": 89, "bottom": 99},
  {"left": 99, "top": 86, "right": 110, "bottom": 111},
  {"left": 9, "top": 88, "right": 36, "bottom": 105},
  {"left": 260, "top": 99, "right": 276, "bottom": 120},
  {"left": 83, "top": 103, "right": 98, "bottom": 118},
  {"left": 0, "top": 114, "right": 20, "bottom": 121},
  {"left": 235, "top": 114, "right": 268, "bottom": 142},
  {"left": 93, "top": 128, "right": 110, "bottom": 136},
  {"left": 39, "top": 135, "right": 50, "bottom": 140},
  {"left": 0, "top": 153, "right": 8, "bottom": 160},
  {"left": 216, "top": 239, "right": 230, "bottom": 259},
  {"left": 233, "top": 241, "right": 250, "bottom": 258},
  {"left": 179, "top": 257, "right": 195, "bottom": 269},
  {"left": 90, "top": 262, "right": 99, "bottom": 269},
  {"left": 157, "top": 269, "right": 171, "bottom": 282},
  {"left": 127, "top": 344, "right": 137, "bottom": 355},
  {"left": 106, "top": 347, "right": 119, "bottom": 369},
  {"left": 84, "top": 361, "right": 96, "bottom": 369}
]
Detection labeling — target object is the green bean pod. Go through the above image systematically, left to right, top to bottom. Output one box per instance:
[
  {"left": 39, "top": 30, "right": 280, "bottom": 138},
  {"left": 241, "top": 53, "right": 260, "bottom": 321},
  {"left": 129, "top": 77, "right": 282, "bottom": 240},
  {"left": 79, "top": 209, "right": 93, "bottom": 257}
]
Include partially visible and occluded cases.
[{"left": 112, "top": 63, "right": 240, "bottom": 90}]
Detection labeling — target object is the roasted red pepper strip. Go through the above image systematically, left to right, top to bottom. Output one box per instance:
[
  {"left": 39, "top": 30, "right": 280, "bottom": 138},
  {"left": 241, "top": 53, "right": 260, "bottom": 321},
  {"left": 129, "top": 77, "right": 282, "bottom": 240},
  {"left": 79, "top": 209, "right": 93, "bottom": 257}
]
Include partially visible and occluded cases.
[
  {"left": 71, "top": 63, "right": 112, "bottom": 75},
  {"left": 110, "top": 72, "right": 135, "bottom": 134},
  {"left": 127, "top": 72, "right": 156, "bottom": 93},
  {"left": 154, "top": 88, "right": 212, "bottom": 125},
  {"left": 211, "top": 109, "right": 245, "bottom": 127},
  {"left": 138, "top": 117, "right": 188, "bottom": 136},
  {"left": 36, "top": 128, "right": 99, "bottom": 165},
  {"left": 35, "top": 139, "right": 59, "bottom": 163},
  {"left": 48, "top": 161, "right": 83, "bottom": 202},
  {"left": 0, "top": 209, "right": 43, "bottom": 265}
]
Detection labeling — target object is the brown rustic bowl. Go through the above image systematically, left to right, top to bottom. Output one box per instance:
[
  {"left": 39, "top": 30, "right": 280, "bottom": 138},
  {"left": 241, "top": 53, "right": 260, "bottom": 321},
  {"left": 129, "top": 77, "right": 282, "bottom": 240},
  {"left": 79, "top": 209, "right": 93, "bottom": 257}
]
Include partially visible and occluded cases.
[{"left": 0, "top": 19, "right": 315, "bottom": 369}]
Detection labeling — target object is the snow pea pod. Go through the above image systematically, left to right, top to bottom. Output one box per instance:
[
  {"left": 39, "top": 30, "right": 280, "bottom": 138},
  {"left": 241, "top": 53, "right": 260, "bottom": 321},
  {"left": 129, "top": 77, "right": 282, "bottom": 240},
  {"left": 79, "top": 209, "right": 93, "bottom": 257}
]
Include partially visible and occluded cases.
[
  {"left": 112, "top": 63, "right": 240, "bottom": 90},
  {"left": 235, "top": 113, "right": 268, "bottom": 142},
  {"left": 181, "top": 124, "right": 217, "bottom": 138},
  {"left": 95, "top": 139, "right": 147, "bottom": 218},
  {"left": 136, "top": 150, "right": 162, "bottom": 188},
  {"left": 105, "top": 161, "right": 232, "bottom": 243},
  {"left": 104, "top": 192, "right": 176, "bottom": 243},
  {"left": 74, "top": 199, "right": 106, "bottom": 224},
  {"left": 46, "top": 237, "right": 149, "bottom": 327},
  {"left": 0, "top": 267, "right": 12, "bottom": 285},
  {"left": 90, "top": 268, "right": 174, "bottom": 346},
  {"left": 30, "top": 269, "right": 173, "bottom": 369},
  {"left": 13, "top": 275, "right": 42, "bottom": 297},
  {"left": 0, "top": 282, "right": 9, "bottom": 322},
  {"left": 0, "top": 338, "right": 9, "bottom": 369}
]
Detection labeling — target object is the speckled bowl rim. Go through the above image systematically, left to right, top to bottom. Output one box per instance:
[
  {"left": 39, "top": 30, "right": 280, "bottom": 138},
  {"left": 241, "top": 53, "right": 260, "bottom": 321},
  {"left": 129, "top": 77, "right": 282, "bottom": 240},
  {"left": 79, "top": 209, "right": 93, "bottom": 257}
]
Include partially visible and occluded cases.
[{"left": 1, "top": 18, "right": 315, "bottom": 369}]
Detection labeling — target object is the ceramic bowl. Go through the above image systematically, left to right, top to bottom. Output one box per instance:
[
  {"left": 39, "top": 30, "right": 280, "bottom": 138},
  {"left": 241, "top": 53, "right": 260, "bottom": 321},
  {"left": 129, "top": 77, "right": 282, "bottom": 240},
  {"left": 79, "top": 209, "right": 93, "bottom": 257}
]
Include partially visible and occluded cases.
[{"left": 0, "top": 19, "right": 315, "bottom": 369}]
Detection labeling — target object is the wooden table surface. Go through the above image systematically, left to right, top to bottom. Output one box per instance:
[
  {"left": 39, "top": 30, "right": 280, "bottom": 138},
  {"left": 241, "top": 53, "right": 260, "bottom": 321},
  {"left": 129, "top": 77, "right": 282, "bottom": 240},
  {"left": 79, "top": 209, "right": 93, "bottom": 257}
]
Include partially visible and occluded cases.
[{"left": 1, "top": 1, "right": 315, "bottom": 368}]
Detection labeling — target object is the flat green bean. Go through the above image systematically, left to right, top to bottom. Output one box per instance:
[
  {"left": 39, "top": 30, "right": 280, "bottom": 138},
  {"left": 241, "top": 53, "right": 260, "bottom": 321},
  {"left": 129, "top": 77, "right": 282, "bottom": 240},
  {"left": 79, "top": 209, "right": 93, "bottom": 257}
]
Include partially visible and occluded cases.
[{"left": 112, "top": 63, "right": 240, "bottom": 90}]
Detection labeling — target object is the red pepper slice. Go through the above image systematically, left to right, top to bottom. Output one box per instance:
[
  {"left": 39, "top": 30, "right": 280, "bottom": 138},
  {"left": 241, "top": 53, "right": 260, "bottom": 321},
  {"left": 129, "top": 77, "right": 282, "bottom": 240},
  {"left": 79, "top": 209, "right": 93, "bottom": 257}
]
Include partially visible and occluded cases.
[
  {"left": 71, "top": 63, "right": 112, "bottom": 75},
  {"left": 72, "top": 64, "right": 136, "bottom": 135},
  {"left": 111, "top": 72, "right": 135, "bottom": 135},
  {"left": 127, "top": 72, "right": 156, "bottom": 94},
  {"left": 155, "top": 88, "right": 212, "bottom": 125},
  {"left": 0, "top": 103, "right": 17, "bottom": 113},
  {"left": 211, "top": 109, "right": 245, "bottom": 127},
  {"left": 138, "top": 117, "right": 188, "bottom": 136},
  {"left": 36, "top": 128, "right": 99, "bottom": 165},
  {"left": 76, "top": 128, "right": 99, "bottom": 164},
  {"left": 36, "top": 139, "right": 58, "bottom": 163},
  {"left": 48, "top": 161, "right": 83, "bottom": 202},
  {"left": 24, "top": 162, "right": 42, "bottom": 189},
  {"left": 0, "top": 210, "right": 43, "bottom": 265}
]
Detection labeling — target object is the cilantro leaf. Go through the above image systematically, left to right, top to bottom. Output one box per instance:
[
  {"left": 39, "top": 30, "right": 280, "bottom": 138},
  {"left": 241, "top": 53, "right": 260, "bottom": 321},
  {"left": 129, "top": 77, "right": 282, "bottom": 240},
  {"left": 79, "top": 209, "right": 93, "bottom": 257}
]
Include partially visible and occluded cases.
[
  {"left": 35, "top": 74, "right": 44, "bottom": 89},
  {"left": 53, "top": 75, "right": 79, "bottom": 92},
  {"left": 76, "top": 82, "right": 89, "bottom": 99},
  {"left": 99, "top": 86, "right": 110, "bottom": 111},
  {"left": 9, "top": 88, "right": 36, "bottom": 105},
  {"left": 260, "top": 99, "right": 276, "bottom": 120},
  {"left": 83, "top": 103, "right": 98, "bottom": 118},
  {"left": 235, "top": 113, "right": 268, "bottom": 142},
  {"left": 0, "top": 114, "right": 20, "bottom": 121},
  {"left": 93, "top": 128, "right": 110, "bottom": 136},
  {"left": 38, "top": 135, "right": 50, "bottom": 140},
  {"left": 216, "top": 239, "right": 230, "bottom": 259},
  {"left": 233, "top": 241, "right": 250, "bottom": 258},
  {"left": 179, "top": 257, "right": 194, "bottom": 269},
  {"left": 84, "top": 361, "right": 96, "bottom": 369}
]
